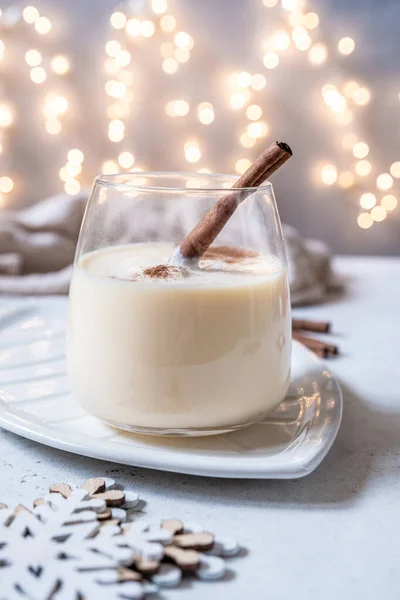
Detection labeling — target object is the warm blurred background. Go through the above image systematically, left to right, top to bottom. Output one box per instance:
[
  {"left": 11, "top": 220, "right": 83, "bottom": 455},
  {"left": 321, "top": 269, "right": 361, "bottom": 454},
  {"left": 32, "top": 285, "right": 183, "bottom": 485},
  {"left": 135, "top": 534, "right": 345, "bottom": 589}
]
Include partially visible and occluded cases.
[{"left": 0, "top": 0, "right": 399, "bottom": 254}]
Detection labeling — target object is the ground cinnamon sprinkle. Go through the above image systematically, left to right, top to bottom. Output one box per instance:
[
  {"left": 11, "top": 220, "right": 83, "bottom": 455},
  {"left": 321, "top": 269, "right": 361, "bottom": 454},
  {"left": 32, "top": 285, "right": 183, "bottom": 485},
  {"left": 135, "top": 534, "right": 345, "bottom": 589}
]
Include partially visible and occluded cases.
[
  {"left": 202, "top": 245, "right": 259, "bottom": 264},
  {"left": 142, "top": 264, "right": 189, "bottom": 280}
]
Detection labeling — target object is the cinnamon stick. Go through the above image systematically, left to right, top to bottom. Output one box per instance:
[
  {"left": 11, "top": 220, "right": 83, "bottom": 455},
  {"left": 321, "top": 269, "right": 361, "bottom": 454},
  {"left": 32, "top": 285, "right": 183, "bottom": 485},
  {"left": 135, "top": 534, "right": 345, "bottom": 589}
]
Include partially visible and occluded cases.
[
  {"left": 176, "top": 141, "right": 292, "bottom": 262},
  {"left": 292, "top": 318, "right": 331, "bottom": 334},
  {"left": 293, "top": 333, "right": 338, "bottom": 357},
  {"left": 294, "top": 336, "right": 331, "bottom": 358},
  {"left": 311, "top": 347, "right": 330, "bottom": 359}
]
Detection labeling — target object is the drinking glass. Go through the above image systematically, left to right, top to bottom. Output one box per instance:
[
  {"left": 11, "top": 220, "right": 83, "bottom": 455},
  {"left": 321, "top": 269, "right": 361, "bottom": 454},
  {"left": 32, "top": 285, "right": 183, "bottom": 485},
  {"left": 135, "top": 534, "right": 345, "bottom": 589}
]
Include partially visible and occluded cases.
[{"left": 67, "top": 172, "right": 291, "bottom": 436}]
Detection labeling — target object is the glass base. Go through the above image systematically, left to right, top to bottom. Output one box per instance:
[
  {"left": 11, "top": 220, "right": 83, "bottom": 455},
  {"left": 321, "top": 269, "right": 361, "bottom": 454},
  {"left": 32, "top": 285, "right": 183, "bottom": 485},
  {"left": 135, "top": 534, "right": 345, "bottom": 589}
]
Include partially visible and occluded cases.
[{"left": 102, "top": 418, "right": 260, "bottom": 437}]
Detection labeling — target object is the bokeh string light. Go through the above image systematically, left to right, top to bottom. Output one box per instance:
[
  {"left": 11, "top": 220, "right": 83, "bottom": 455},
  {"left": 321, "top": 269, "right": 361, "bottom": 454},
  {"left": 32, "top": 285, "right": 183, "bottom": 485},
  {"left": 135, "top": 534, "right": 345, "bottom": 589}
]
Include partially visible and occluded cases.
[
  {"left": 0, "top": 0, "right": 398, "bottom": 230},
  {"left": 103, "top": 0, "right": 203, "bottom": 174},
  {"left": 258, "top": 0, "right": 397, "bottom": 229},
  {"left": 0, "top": 3, "right": 82, "bottom": 203},
  {"left": 60, "top": 148, "right": 84, "bottom": 195}
]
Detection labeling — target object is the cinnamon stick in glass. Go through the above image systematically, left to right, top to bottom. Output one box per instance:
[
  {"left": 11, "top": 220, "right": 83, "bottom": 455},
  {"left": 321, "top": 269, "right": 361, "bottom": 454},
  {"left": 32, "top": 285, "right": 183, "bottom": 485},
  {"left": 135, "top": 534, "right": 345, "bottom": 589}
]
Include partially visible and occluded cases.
[{"left": 174, "top": 141, "right": 292, "bottom": 263}]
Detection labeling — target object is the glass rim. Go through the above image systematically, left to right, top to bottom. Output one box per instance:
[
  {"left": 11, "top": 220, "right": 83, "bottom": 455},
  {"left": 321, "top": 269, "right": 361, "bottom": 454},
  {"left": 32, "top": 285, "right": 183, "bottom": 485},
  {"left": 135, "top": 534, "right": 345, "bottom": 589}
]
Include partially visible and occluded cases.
[{"left": 95, "top": 171, "right": 273, "bottom": 193}]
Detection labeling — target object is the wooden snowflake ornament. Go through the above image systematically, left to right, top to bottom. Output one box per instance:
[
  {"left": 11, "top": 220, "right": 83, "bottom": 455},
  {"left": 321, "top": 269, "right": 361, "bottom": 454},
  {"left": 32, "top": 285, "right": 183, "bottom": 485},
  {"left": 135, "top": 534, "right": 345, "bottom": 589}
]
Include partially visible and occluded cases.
[{"left": 0, "top": 477, "right": 240, "bottom": 599}]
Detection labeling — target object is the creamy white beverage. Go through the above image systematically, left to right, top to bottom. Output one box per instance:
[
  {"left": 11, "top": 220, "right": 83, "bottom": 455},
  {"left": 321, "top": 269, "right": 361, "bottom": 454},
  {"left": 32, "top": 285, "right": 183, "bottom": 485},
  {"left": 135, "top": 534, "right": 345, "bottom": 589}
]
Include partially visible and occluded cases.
[{"left": 67, "top": 243, "right": 291, "bottom": 433}]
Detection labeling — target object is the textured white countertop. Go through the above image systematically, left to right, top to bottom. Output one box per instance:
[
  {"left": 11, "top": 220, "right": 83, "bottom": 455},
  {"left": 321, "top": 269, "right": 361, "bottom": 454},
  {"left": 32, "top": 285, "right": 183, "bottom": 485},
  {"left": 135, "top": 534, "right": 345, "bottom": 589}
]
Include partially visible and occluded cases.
[{"left": 1, "top": 256, "right": 399, "bottom": 599}]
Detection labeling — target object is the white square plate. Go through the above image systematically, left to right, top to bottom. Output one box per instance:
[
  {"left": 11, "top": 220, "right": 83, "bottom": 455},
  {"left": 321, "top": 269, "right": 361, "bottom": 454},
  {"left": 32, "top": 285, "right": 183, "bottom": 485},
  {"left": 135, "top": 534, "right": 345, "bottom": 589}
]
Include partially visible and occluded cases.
[{"left": 0, "top": 297, "right": 342, "bottom": 479}]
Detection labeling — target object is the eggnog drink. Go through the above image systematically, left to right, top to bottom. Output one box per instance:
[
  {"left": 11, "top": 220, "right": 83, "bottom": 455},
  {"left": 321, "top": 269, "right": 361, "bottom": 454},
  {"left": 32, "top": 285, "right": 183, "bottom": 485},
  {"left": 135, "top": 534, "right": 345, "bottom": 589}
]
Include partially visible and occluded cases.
[{"left": 67, "top": 242, "right": 291, "bottom": 434}]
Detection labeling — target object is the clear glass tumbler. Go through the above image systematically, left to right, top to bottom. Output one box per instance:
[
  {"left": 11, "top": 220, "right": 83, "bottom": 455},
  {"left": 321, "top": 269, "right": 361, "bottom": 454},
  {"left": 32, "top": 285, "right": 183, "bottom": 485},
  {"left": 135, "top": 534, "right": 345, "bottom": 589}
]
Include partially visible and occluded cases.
[{"left": 67, "top": 172, "right": 291, "bottom": 436}]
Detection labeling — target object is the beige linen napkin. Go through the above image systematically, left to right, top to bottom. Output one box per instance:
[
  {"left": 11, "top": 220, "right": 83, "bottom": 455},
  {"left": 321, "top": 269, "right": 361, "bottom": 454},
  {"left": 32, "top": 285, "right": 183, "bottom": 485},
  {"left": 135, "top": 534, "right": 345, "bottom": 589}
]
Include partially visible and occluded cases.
[{"left": 0, "top": 192, "right": 335, "bottom": 304}]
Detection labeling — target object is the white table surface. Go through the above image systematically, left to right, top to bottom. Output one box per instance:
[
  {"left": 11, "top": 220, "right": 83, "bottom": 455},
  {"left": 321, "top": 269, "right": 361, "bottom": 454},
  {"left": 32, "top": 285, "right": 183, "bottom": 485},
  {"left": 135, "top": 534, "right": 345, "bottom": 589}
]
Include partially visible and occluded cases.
[{"left": 1, "top": 256, "right": 399, "bottom": 599}]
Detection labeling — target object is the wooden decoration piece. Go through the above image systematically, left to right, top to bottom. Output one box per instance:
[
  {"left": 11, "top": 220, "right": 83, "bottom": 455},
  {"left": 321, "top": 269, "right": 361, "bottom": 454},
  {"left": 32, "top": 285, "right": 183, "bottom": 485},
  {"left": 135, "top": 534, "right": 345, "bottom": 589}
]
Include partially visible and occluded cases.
[
  {"left": 0, "top": 476, "right": 241, "bottom": 598},
  {"left": 81, "top": 477, "right": 106, "bottom": 495},
  {"left": 49, "top": 482, "right": 72, "bottom": 498},
  {"left": 91, "top": 490, "right": 125, "bottom": 507},
  {"left": 33, "top": 498, "right": 45, "bottom": 508},
  {"left": 97, "top": 508, "right": 112, "bottom": 521},
  {"left": 161, "top": 518, "right": 184, "bottom": 535},
  {"left": 173, "top": 531, "right": 214, "bottom": 551},
  {"left": 210, "top": 536, "right": 240, "bottom": 557},
  {"left": 164, "top": 545, "right": 200, "bottom": 571},
  {"left": 195, "top": 554, "right": 226, "bottom": 581},
  {"left": 135, "top": 558, "right": 160, "bottom": 575},
  {"left": 151, "top": 563, "right": 182, "bottom": 588},
  {"left": 118, "top": 568, "right": 142, "bottom": 582}
]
